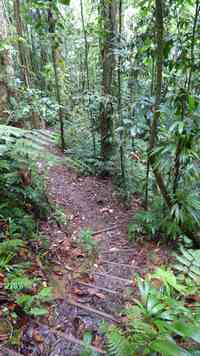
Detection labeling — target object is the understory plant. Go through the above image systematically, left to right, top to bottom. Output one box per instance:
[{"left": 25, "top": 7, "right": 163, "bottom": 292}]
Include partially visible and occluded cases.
[
  {"left": 0, "top": 141, "right": 52, "bottom": 321},
  {"left": 102, "top": 247, "right": 200, "bottom": 355}
]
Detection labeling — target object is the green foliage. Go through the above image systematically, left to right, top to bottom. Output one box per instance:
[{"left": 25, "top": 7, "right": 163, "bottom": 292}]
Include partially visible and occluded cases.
[
  {"left": 59, "top": 0, "right": 70, "bottom": 4},
  {"left": 10, "top": 89, "right": 59, "bottom": 127},
  {"left": 0, "top": 138, "right": 52, "bottom": 318},
  {"left": 132, "top": 203, "right": 179, "bottom": 241},
  {"left": 51, "top": 204, "right": 69, "bottom": 228},
  {"left": 127, "top": 223, "right": 143, "bottom": 242},
  {"left": 79, "top": 229, "right": 97, "bottom": 254},
  {"left": 0, "top": 239, "right": 25, "bottom": 255},
  {"left": 174, "top": 246, "right": 200, "bottom": 284},
  {"left": 103, "top": 248, "right": 200, "bottom": 355},
  {"left": 6, "top": 275, "right": 37, "bottom": 292},
  {"left": 16, "top": 287, "right": 52, "bottom": 316},
  {"left": 101, "top": 323, "right": 133, "bottom": 356},
  {"left": 80, "top": 330, "right": 100, "bottom": 356}
]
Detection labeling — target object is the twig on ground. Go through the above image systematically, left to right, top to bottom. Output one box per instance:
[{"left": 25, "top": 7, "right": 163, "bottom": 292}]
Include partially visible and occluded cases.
[
  {"left": 66, "top": 297, "right": 120, "bottom": 323},
  {"left": 51, "top": 328, "right": 107, "bottom": 354}
]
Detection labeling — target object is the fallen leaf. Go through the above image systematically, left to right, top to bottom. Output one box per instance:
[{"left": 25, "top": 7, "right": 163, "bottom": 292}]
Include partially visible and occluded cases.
[
  {"left": 100, "top": 207, "right": 112, "bottom": 214},
  {"left": 19, "top": 248, "right": 29, "bottom": 258},
  {"left": 72, "top": 248, "right": 85, "bottom": 258},
  {"left": 53, "top": 271, "right": 64, "bottom": 276},
  {"left": 0, "top": 273, "right": 5, "bottom": 283},
  {"left": 151, "top": 278, "right": 164, "bottom": 289},
  {"left": 73, "top": 288, "right": 87, "bottom": 297},
  {"left": 89, "top": 290, "right": 105, "bottom": 299},
  {"left": 185, "top": 294, "right": 200, "bottom": 302},
  {"left": 8, "top": 303, "right": 17, "bottom": 311},
  {"left": 73, "top": 317, "right": 85, "bottom": 339},
  {"left": 32, "top": 330, "right": 44, "bottom": 343},
  {"left": 0, "top": 333, "right": 9, "bottom": 342},
  {"left": 93, "top": 335, "right": 102, "bottom": 348}
]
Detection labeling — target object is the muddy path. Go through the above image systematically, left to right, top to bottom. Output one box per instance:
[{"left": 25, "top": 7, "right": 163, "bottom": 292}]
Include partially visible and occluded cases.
[{"left": 20, "top": 130, "right": 169, "bottom": 356}]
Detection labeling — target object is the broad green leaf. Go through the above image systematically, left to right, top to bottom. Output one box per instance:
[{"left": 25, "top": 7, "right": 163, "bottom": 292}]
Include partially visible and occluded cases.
[
  {"left": 58, "top": 0, "right": 70, "bottom": 5},
  {"left": 153, "top": 268, "right": 185, "bottom": 293},
  {"left": 29, "top": 307, "right": 48, "bottom": 316},
  {"left": 171, "top": 321, "right": 200, "bottom": 344},
  {"left": 151, "top": 337, "right": 189, "bottom": 356}
]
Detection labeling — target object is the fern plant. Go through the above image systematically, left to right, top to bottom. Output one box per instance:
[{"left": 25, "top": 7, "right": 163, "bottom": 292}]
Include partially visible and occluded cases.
[
  {"left": 0, "top": 130, "right": 53, "bottom": 320},
  {"left": 0, "top": 239, "right": 25, "bottom": 255},
  {"left": 174, "top": 246, "right": 200, "bottom": 285},
  {"left": 103, "top": 262, "right": 200, "bottom": 355},
  {"left": 5, "top": 274, "right": 38, "bottom": 292},
  {"left": 101, "top": 324, "right": 133, "bottom": 356}
]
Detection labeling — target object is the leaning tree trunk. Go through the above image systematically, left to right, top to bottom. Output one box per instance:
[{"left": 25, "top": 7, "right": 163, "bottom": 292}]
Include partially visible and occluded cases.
[
  {"left": 0, "top": 0, "right": 14, "bottom": 121},
  {"left": 99, "top": 0, "right": 116, "bottom": 161}
]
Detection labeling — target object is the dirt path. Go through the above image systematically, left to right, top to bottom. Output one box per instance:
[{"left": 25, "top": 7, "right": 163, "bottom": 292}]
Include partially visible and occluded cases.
[{"left": 20, "top": 131, "right": 169, "bottom": 356}]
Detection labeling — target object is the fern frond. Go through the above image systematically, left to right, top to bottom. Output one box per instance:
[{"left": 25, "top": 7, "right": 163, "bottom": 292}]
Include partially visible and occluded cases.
[
  {"left": 0, "top": 124, "right": 59, "bottom": 162},
  {"left": 0, "top": 239, "right": 25, "bottom": 255},
  {"left": 174, "top": 247, "right": 200, "bottom": 283},
  {"left": 0, "top": 254, "right": 14, "bottom": 269},
  {"left": 6, "top": 275, "right": 38, "bottom": 291},
  {"left": 106, "top": 326, "right": 133, "bottom": 356}
]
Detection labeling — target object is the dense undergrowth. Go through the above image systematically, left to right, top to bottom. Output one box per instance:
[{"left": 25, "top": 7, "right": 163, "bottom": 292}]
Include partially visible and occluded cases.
[
  {"left": 0, "top": 143, "right": 52, "bottom": 347},
  {"left": 102, "top": 248, "right": 200, "bottom": 356}
]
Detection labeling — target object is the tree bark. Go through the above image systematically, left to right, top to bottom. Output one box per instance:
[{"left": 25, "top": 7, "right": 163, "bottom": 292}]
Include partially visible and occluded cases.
[
  {"left": 0, "top": 0, "right": 14, "bottom": 121},
  {"left": 13, "top": 0, "right": 32, "bottom": 88},
  {"left": 14, "top": 0, "right": 42, "bottom": 128},
  {"left": 80, "top": 0, "right": 96, "bottom": 157},
  {"left": 99, "top": 0, "right": 116, "bottom": 161},
  {"left": 118, "top": 0, "right": 126, "bottom": 188},
  {"left": 149, "top": 0, "right": 200, "bottom": 246},
  {"left": 149, "top": 0, "right": 173, "bottom": 208},
  {"left": 187, "top": 0, "right": 200, "bottom": 91},
  {"left": 48, "top": 6, "right": 65, "bottom": 151}
]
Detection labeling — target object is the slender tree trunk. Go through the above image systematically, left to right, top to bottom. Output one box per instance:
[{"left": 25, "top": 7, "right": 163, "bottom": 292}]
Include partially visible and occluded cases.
[
  {"left": 0, "top": 0, "right": 14, "bottom": 121},
  {"left": 14, "top": 0, "right": 42, "bottom": 128},
  {"left": 14, "top": 0, "right": 31, "bottom": 87},
  {"left": 80, "top": 0, "right": 96, "bottom": 157},
  {"left": 80, "top": 0, "right": 89, "bottom": 90},
  {"left": 99, "top": 0, "right": 116, "bottom": 161},
  {"left": 118, "top": 0, "right": 126, "bottom": 190},
  {"left": 148, "top": 0, "right": 172, "bottom": 208},
  {"left": 149, "top": 0, "right": 200, "bottom": 246},
  {"left": 173, "top": 0, "right": 200, "bottom": 193},
  {"left": 187, "top": 0, "right": 200, "bottom": 91},
  {"left": 48, "top": 7, "right": 65, "bottom": 151},
  {"left": 144, "top": 55, "right": 155, "bottom": 210}
]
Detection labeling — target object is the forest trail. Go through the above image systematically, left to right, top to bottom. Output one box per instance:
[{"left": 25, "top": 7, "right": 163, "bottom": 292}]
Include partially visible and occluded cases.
[{"left": 21, "top": 130, "right": 168, "bottom": 356}]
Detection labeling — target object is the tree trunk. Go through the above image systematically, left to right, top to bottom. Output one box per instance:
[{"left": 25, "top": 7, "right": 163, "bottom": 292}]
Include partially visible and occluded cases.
[
  {"left": 0, "top": 0, "right": 14, "bottom": 121},
  {"left": 13, "top": 0, "right": 32, "bottom": 88},
  {"left": 14, "top": 0, "right": 42, "bottom": 129},
  {"left": 80, "top": 0, "right": 96, "bottom": 157},
  {"left": 99, "top": 0, "right": 116, "bottom": 161},
  {"left": 118, "top": 0, "right": 126, "bottom": 189},
  {"left": 149, "top": 0, "right": 200, "bottom": 247},
  {"left": 48, "top": 7, "right": 65, "bottom": 151}
]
